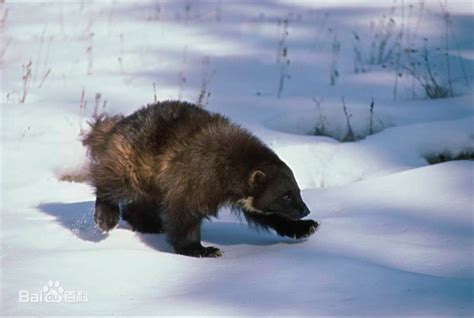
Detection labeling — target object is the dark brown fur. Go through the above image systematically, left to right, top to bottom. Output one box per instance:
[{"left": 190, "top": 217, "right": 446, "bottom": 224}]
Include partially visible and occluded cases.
[{"left": 83, "top": 101, "right": 318, "bottom": 257}]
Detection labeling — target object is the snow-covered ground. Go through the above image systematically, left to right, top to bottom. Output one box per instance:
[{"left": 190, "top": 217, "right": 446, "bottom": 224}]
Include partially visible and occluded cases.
[{"left": 1, "top": 1, "right": 473, "bottom": 316}]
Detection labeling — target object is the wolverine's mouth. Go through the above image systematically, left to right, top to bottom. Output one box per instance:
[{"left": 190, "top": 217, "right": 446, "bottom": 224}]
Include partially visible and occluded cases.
[
  {"left": 272, "top": 208, "right": 310, "bottom": 220},
  {"left": 268, "top": 210, "right": 298, "bottom": 220}
]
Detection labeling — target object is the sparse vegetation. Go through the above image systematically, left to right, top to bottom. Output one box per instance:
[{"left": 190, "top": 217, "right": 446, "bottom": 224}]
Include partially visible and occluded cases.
[
  {"left": 392, "top": 0, "right": 405, "bottom": 101},
  {"left": 361, "top": 1, "right": 467, "bottom": 100},
  {"left": 405, "top": 1, "right": 425, "bottom": 98},
  {"left": 439, "top": 2, "right": 454, "bottom": 97},
  {"left": 368, "top": 4, "right": 397, "bottom": 66},
  {"left": 276, "top": 17, "right": 290, "bottom": 98},
  {"left": 31, "top": 25, "right": 53, "bottom": 89},
  {"left": 33, "top": 25, "right": 47, "bottom": 82},
  {"left": 352, "top": 31, "right": 366, "bottom": 74},
  {"left": 85, "top": 32, "right": 94, "bottom": 75},
  {"left": 329, "top": 32, "right": 340, "bottom": 86},
  {"left": 118, "top": 33, "right": 124, "bottom": 74},
  {"left": 0, "top": 37, "right": 10, "bottom": 64},
  {"left": 403, "top": 39, "right": 450, "bottom": 99},
  {"left": 178, "top": 46, "right": 188, "bottom": 101},
  {"left": 196, "top": 56, "right": 213, "bottom": 108},
  {"left": 20, "top": 60, "right": 32, "bottom": 103},
  {"left": 38, "top": 68, "right": 51, "bottom": 88},
  {"left": 178, "top": 71, "right": 186, "bottom": 101},
  {"left": 153, "top": 82, "right": 157, "bottom": 102},
  {"left": 79, "top": 88, "right": 87, "bottom": 133},
  {"left": 79, "top": 88, "right": 107, "bottom": 134},
  {"left": 91, "top": 92, "right": 106, "bottom": 119},
  {"left": 312, "top": 97, "right": 326, "bottom": 136},
  {"left": 313, "top": 97, "right": 383, "bottom": 142},
  {"left": 340, "top": 97, "right": 356, "bottom": 142},
  {"left": 368, "top": 98, "right": 375, "bottom": 135},
  {"left": 425, "top": 151, "right": 474, "bottom": 165}
]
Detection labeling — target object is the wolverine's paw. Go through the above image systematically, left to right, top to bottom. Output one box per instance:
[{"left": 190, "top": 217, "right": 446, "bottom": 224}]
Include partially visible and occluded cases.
[
  {"left": 94, "top": 203, "right": 120, "bottom": 232},
  {"left": 278, "top": 219, "right": 319, "bottom": 239},
  {"left": 292, "top": 219, "right": 319, "bottom": 239},
  {"left": 176, "top": 244, "right": 223, "bottom": 258}
]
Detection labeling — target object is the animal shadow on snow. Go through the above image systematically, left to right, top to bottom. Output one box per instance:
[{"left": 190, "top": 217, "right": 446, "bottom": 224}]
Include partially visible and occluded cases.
[{"left": 37, "top": 201, "right": 294, "bottom": 253}]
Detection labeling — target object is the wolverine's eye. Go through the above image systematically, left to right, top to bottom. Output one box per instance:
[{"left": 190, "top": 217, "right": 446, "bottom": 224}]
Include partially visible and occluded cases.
[{"left": 282, "top": 193, "right": 291, "bottom": 202}]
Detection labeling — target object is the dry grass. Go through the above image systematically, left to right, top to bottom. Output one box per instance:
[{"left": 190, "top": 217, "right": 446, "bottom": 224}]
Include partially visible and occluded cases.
[
  {"left": 276, "top": 17, "right": 290, "bottom": 98},
  {"left": 196, "top": 56, "right": 213, "bottom": 107},
  {"left": 20, "top": 60, "right": 32, "bottom": 103},
  {"left": 313, "top": 97, "right": 382, "bottom": 142},
  {"left": 425, "top": 151, "right": 474, "bottom": 165}
]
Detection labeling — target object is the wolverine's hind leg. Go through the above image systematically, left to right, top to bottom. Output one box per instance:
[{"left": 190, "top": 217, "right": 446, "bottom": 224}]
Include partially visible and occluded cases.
[
  {"left": 94, "top": 191, "right": 120, "bottom": 232},
  {"left": 122, "top": 200, "right": 164, "bottom": 233}
]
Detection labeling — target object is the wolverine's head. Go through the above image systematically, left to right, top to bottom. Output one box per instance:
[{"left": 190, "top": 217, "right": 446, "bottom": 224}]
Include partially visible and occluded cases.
[{"left": 239, "top": 161, "right": 311, "bottom": 220}]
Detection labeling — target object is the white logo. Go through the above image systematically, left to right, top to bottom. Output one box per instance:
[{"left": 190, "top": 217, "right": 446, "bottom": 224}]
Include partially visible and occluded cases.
[{"left": 18, "top": 280, "right": 88, "bottom": 303}]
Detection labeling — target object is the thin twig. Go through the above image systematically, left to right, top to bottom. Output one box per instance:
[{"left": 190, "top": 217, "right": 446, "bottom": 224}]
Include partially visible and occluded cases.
[
  {"left": 439, "top": 1, "right": 454, "bottom": 97},
  {"left": 33, "top": 24, "right": 47, "bottom": 82},
  {"left": 20, "top": 60, "right": 32, "bottom": 103},
  {"left": 38, "top": 68, "right": 51, "bottom": 88},
  {"left": 341, "top": 97, "right": 355, "bottom": 142},
  {"left": 369, "top": 98, "right": 375, "bottom": 135}
]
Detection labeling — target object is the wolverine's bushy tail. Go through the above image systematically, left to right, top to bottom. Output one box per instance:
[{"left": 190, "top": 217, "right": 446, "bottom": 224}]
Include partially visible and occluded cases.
[{"left": 82, "top": 114, "right": 124, "bottom": 159}]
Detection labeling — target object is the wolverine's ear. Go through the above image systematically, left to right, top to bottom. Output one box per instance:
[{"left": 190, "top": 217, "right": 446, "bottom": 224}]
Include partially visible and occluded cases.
[{"left": 249, "top": 170, "right": 266, "bottom": 188}]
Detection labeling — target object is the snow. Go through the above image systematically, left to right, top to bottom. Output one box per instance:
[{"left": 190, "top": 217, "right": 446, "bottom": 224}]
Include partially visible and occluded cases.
[{"left": 1, "top": 1, "right": 473, "bottom": 316}]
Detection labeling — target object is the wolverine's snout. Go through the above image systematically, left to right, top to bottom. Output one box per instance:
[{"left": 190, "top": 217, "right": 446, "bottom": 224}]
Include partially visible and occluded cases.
[{"left": 299, "top": 204, "right": 311, "bottom": 218}]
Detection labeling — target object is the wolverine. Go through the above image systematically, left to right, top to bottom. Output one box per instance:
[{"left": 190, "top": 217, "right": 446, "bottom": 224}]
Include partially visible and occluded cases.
[{"left": 82, "top": 100, "right": 318, "bottom": 257}]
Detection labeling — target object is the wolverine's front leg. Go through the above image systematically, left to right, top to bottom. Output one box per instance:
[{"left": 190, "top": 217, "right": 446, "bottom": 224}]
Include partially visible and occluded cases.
[
  {"left": 94, "top": 190, "right": 120, "bottom": 232},
  {"left": 121, "top": 200, "right": 164, "bottom": 233},
  {"left": 162, "top": 211, "right": 222, "bottom": 258},
  {"left": 244, "top": 211, "right": 319, "bottom": 239}
]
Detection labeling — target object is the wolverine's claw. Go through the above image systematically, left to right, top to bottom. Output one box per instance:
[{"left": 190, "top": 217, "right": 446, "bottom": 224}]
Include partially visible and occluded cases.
[
  {"left": 283, "top": 219, "right": 319, "bottom": 239},
  {"left": 177, "top": 245, "right": 223, "bottom": 258}
]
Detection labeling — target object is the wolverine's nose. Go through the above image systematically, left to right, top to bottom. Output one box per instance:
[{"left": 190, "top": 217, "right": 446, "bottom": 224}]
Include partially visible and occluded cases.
[{"left": 299, "top": 205, "right": 311, "bottom": 218}]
